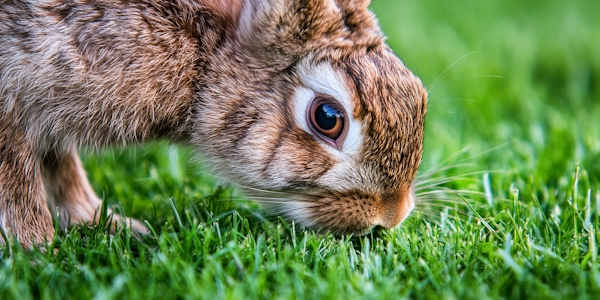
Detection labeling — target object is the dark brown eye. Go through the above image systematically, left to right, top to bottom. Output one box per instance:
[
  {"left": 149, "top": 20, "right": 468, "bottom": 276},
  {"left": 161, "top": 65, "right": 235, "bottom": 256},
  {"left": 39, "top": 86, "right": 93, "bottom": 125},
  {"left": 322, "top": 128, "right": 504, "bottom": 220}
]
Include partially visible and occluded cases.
[{"left": 309, "top": 98, "right": 345, "bottom": 140}]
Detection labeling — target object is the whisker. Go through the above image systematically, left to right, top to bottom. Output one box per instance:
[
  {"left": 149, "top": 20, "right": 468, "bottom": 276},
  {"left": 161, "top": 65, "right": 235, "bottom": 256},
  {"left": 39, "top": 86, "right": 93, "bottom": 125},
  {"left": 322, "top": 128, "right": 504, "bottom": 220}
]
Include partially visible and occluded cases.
[
  {"left": 428, "top": 51, "right": 477, "bottom": 92},
  {"left": 435, "top": 74, "right": 505, "bottom": 88},
  {"left": 427, "top": 97, "right": 480, "bottom": 105},
  {"left": 417, "top": 143, "right": 509, "bottom": 182},
  {"left": 446, "top": 143, "right": 510, "bottom": 166},
  {"left": 427, "top": 146, "right": 473, "bottom": 171},
  {"left": 416, "top": 162, "right": 476, "bottom": 180},
  {"left": 415, "top": 170, "right": 502, "bottom": 191},
  {"left": 417, "top": 170, "right": 497, "bottom": 184},
  {"left": 415, "top": 173, "right": 476, "bottom": 187},
  {"left": 416, "top": 176, "right": 476, "bottom": 187},
  {"left": 415, "top": 178, "right": 478, "bottom": 191},
  {"left": 236, "top": 185, "right": 297, "bottom": 196},
  {"left": 423, "top": 188, "right": 488, "bottom": 196},
  {"left": 417, "top": 189, "right": 486, "bottom": 197},
  {"left": 418, "top": 190, "right": 511, "bottom": 206},
  {"left": 242, "top": 195, "right": 306, "bottom": 202},
  {"left": 416, "top": 195, "right": 484, "bottom": 202},
  {"left": 417, "top": 198, "right": 473, "bottom": 206},
  {"left": 232, "top": 200, "right": 296, "bottom": 205},
  {"left": 273, "top": 203, "right": 321, "bottom": 217},
  {"left": 416, "top": 203, "right": 470, "bottom": 215},
  {"left": 412, "top": 208, "right": 451, "bottom": 219},
  {"left": 417, "top": 211, "right": 464, "bottom": 221},
  {"left": 408, "top": 212, "right": 444, "bottom": 224}
]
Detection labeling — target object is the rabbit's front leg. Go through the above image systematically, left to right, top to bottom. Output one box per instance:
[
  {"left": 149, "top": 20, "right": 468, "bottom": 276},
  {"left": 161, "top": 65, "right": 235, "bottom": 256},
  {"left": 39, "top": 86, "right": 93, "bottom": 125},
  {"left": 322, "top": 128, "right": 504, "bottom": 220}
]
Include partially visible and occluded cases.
[
  {"left": 0, "top": 122, "right": 55, "bottom": 248},
  {"left": 42, "top": 147, "right": 148, "bottom": 235}
]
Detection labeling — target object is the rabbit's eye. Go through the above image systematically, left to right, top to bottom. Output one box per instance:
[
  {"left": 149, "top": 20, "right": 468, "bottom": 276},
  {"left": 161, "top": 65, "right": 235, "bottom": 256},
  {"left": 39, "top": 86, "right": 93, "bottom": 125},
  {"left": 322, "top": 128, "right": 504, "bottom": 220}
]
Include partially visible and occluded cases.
[{"left": 309, "top": 98, "right": 345, "bottom": 141}]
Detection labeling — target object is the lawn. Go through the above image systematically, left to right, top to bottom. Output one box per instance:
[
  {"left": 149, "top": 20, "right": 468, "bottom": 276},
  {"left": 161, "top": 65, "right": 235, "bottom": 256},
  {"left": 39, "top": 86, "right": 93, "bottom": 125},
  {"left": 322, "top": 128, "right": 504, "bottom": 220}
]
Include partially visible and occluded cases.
[{"left": 2, "top": 0, "right": 600, "bottom": 299}]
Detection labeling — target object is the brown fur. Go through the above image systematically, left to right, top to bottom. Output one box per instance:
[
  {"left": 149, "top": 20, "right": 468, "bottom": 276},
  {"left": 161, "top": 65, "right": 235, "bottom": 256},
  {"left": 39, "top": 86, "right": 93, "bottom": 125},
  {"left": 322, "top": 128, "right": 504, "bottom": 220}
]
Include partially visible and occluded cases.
[{"left": 0, "top": 0, "right": 427, "bottom": 247}]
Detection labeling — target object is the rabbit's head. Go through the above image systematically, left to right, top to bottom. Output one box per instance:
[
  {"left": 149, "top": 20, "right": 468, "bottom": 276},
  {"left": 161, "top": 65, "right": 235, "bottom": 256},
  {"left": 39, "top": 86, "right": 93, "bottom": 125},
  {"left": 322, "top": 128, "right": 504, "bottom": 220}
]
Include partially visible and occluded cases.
[{"left": 194, "top": 0, "right": 427, "bottom": 235}]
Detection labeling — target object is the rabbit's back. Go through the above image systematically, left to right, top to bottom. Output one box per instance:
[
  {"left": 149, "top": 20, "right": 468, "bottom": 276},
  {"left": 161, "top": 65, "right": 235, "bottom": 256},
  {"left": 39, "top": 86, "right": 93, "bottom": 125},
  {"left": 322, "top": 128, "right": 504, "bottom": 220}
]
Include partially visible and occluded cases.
[{"left": 0, "top": 0, "right": 206, "bottom": 148}]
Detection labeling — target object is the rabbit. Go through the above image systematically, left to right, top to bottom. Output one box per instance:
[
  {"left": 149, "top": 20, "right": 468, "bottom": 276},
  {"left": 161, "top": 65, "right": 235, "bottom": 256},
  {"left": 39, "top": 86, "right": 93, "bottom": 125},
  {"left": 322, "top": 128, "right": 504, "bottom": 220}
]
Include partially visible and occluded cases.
[{"left": 0, "top": 0, "right": 427, "bottom": 248}]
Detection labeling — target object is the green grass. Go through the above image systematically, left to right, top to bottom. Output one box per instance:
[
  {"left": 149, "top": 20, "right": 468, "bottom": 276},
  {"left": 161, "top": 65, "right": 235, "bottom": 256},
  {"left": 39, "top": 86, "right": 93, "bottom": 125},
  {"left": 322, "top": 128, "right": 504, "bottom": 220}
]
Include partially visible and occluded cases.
[{"left": 2, "top": 0, "right": 600, "bottom": 299}]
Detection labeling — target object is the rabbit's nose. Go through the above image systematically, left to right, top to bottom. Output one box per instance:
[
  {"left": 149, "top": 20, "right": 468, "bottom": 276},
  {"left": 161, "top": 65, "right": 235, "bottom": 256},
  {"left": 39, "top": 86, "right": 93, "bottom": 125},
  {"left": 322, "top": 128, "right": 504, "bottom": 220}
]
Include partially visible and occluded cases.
[{"left": 375, "top": 188, "right": 415, "bottom": 229}]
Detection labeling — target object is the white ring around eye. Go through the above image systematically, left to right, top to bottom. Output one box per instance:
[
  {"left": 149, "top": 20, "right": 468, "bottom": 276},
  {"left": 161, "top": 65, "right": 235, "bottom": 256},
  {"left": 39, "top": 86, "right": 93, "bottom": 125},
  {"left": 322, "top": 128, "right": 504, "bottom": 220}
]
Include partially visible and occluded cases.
[{"left": 293, "top": 62, "right": 363, "bottom": 157}]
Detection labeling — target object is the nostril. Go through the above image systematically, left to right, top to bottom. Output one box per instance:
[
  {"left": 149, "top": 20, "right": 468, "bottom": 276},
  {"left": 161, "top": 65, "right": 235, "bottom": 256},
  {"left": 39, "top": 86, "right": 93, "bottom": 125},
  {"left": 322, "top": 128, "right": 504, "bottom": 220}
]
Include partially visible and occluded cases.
[{"left": 376, "top": 188, "right": 415, "bottom": 229}]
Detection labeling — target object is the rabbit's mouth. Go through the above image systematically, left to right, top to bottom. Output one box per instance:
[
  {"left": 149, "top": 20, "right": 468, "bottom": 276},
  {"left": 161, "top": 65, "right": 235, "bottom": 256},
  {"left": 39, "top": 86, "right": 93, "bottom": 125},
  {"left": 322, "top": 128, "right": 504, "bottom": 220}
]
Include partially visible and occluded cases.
[{"left": 250, "top": 187, "right": 415, "bottom": 236}]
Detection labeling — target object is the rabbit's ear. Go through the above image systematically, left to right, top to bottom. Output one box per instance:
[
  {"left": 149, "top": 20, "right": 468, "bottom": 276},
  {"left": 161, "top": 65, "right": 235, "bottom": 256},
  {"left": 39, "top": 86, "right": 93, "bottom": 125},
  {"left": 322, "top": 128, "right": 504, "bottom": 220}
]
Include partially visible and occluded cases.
[
  {"left": 232, "top": 0, "right": 383, "bottom": 67},
  {"left": 234, "top": 0, "right": 344, "bottom": 61},
  {"left": 235, "top": 0, "right": 373, "bottom": 40},
  {"left": 236, "top": 0, "right": 341, "bottom": 39}
]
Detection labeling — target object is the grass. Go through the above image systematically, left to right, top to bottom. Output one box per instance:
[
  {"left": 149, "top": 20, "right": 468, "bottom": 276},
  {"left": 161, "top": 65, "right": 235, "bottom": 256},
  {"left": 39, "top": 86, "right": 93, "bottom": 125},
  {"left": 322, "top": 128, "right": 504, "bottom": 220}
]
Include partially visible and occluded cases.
[{"left": 2, "top": 0, "right": 600, "bottom": 299}]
